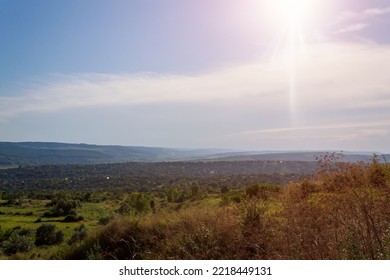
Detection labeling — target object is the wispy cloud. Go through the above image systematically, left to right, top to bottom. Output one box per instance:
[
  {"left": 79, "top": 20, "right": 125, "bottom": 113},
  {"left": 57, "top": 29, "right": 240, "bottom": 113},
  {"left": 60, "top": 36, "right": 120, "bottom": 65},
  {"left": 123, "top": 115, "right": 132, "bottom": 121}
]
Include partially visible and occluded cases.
[
  {"left": 332, "top": 6, "right": 390, "bottom": 35},
  {"left": 336, "top": 7, "right": 390, "bottom": 23},
  {"left": 364, "top": 7, "right": 390, "bottom": 17},
  {"left": 334, "top": 23, "right": 369, "bottom": 34},
  {"left": 1, "top": 41, "right": 390, "bottom": 150},
  {"left": 0, "top": 43, "right": 389, "bottom": 116},
  {"left": 0, "top": 65, "right": 286, "bottom": 121},
  {"left": 230, "top": 120, "right": 390, "bottom": 151},
  {"left": 237, "top": 120, "right": 390, "bottom": 135}
]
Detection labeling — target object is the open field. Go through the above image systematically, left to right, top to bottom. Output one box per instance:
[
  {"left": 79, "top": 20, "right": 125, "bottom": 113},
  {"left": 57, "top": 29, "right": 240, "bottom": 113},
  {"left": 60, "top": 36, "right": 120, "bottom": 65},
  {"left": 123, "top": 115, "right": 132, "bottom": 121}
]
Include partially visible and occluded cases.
[
  {"left": 1, "top": 157, "right": 390, "bottom": 260},
  {"left": 0, "top": 198, "right": 117, "bottom": 259}
]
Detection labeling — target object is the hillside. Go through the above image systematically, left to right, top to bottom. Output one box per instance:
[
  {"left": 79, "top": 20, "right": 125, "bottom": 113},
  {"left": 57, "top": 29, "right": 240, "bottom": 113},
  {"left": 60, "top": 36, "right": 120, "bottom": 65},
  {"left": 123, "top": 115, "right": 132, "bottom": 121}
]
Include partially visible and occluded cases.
[
  {"left": 0, "top": 142, "right": 387, "bottom": 167},
  {"left": 0, "top": 142, "right": 235, "bottom": 166},
  {"left": 200, "top": 151, "right": 390, "bottom": 162}
]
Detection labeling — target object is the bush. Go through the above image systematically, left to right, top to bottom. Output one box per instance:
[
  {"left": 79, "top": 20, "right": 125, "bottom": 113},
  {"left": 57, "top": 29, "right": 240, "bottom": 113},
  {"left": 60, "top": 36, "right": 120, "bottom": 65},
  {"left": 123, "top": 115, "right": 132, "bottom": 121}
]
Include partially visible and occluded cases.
[
  {"left": 279, "top": 160, "right": 390, "bottom": 259},
  {"left": 245, "top": 184, "right": 281, "bottom": 200},
  {"left": 220, "top": 186, "right": 229, "bottom": 194},
  {"left": 117, "top": 192, "right": 152, "bottom": 215},
  {"left": 44, "top": 198, "right": 80, "bottom": 217},
  {"left": 62, "top": 215, "right": 84, "bottom": 223},
  {"left": 98, "top": 216, "right": 111, "bottom": 225},
  {"left": 35, "top": 224, "right": 64, "bottom": 246},
  {"left": 68, "top": 225, "right": 88, "bottom": 245},
  {"left": 0, "top": 226, "right": 32, "bottom": 244},
  {"left": 3, "top": 234, "right": 34, "bottom": 255}
]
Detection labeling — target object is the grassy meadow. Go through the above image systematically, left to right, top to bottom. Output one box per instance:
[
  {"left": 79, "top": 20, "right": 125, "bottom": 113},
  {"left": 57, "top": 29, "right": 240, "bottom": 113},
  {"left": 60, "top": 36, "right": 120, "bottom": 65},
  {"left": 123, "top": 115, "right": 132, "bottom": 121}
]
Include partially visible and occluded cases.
[{"left": 1, "top": 156, "right": 390, "bottom": 260}]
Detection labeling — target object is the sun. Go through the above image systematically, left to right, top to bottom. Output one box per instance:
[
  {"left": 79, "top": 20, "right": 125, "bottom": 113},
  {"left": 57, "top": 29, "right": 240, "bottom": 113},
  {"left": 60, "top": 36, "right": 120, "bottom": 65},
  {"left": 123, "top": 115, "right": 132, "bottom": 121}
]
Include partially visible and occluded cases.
[
  {"left": 265, "top": 0, "right": 321, "bottom": 124},
  {"left": 265, "top": 0, "right": 325, "bottom": 55},
  {"left": 269, "top": 0, "right": 314, "bottom": 56},
  {"left": 273, "top": 0, "right": 309, "bottom": 27}
]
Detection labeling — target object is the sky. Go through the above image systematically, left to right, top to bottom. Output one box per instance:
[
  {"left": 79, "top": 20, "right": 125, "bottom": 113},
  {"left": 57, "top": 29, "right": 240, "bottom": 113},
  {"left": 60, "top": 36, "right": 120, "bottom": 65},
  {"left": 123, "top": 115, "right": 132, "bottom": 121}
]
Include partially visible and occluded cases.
[{"left": 1, "top": 0, "right": 390, "bottom": 152}]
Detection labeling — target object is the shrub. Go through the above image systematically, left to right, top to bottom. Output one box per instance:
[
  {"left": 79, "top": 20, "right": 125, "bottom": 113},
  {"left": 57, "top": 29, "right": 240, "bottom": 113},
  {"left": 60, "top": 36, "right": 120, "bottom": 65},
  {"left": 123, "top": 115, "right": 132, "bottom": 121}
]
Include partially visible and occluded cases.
[
  {"left": 279, "top": 159, "right": 390, "bottom": 259},
  {"left": 245, "top": 184, "right": 281, "bottom": 200},
  {"left": 220, "top": 186, "right": 229, "bottom": 194},
  {"left": 117, "top": 192, "right": 152, "bottom": 215},
  {"left": 44, "top": 198, "right": 80, "bottom": 217},
  {"left": 64, "top": 206, "right": 243, "bottom": 260},
  {"left": 62, "top": 215, "right": 84, "bottom": 223},
  {"left": 98, "top": 216, "right": 111, "bottom": 225},
  {"left": 35, "top": 224, "right": 64, "bottom": 246},
  {"left": 68, "top": 225, "right": 88, "bottom": 245},
  {"left": 0, "top": 226, "right": 32, "bottom": 244},
  {"left": 3, "top": 234, "right": 34, "bottom": 255}
]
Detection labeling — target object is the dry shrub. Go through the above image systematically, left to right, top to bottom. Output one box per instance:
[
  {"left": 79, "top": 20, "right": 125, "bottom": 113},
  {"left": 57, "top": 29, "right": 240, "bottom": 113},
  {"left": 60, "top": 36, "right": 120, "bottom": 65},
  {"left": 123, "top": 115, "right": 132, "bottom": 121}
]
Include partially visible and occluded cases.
[
  {"left": 63, "top": 158, "right": 390, "bottom": 260},
  {"left": 279, "top": 159, "right": 390, "bottom": 259},
  {"left": 64, "top": 201, "right": 277, "bottom": 260},
  {"left": 64, "top": 205, "right": 244, "bottom": 259},
  {"left": 162, "top": 206, "right": 242, "bottom": 259}
]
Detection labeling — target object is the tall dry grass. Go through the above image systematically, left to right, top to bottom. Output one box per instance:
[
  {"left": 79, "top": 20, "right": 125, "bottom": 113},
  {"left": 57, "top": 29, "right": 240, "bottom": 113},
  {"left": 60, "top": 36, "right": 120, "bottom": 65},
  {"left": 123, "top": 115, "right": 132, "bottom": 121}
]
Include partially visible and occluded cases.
[
  {"left": 63, "top": 158, "right": 390, "bottom": 260},
  {"left": 278, "top": 158, "right": 390, "bottom": 259}
]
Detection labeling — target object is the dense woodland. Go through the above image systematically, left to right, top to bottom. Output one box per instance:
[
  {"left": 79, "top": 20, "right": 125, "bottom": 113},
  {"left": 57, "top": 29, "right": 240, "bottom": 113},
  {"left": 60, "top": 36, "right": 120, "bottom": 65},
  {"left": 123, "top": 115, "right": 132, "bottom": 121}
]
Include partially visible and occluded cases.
[{"left": 1, "top": 156, "right": 390, "bottom": 259}]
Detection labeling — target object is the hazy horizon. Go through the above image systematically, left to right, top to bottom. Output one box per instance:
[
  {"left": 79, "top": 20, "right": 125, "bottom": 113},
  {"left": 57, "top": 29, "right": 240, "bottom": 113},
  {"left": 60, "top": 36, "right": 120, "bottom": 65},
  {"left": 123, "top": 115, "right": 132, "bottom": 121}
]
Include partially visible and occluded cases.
[
  {"left": 1, "top": 0, "right": 390, "bottom": 152},
  {"left": 1, "top": 140, "right": 387, "bottom": 156}
]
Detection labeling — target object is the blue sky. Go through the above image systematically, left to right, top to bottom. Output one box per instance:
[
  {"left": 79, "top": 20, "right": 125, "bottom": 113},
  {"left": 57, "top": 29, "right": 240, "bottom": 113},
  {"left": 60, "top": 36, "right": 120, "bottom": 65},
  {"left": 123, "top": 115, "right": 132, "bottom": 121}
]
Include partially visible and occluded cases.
[{"left": 1, "top": 0, "right": 390, "bottom": 152}]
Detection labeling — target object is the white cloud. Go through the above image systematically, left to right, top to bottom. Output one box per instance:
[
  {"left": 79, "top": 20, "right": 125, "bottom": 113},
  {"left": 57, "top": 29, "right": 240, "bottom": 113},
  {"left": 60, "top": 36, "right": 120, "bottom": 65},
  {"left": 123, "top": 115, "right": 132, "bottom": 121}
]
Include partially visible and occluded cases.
[
  {"left": 332, "top": 6, "right": 390, "bottom": 34},
  {"left": 336, "top": 6, "right": 390, "bottom": 23},
  {"left": 364, "top": 7, "right": 390, "bottom": 17},
  {"left": 334, "top": 23, "right": 369, "bottom": 34},
  {"left": 1, "top": 41, "right": 390, "bottom": 151},
  {"left": 0, "top": 43, "right": 389, "bottom": 120},
  {"left": 0, "top": 44, "right": 388, "bottom": 118},
  {"left": 0, "top": 64, "right": 288, "bottom": 121},
  {"left": 236, "top": 120, "right": 390, "bottom": 136},
  {"left": 230, "top": 121, "right": 390, "bottom": 151}
]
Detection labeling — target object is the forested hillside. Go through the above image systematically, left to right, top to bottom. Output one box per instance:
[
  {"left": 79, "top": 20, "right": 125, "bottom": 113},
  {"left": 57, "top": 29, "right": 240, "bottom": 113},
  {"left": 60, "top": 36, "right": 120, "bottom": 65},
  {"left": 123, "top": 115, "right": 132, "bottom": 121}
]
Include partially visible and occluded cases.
[
  {"left": 1, "top": 142, "right": 387, "bottom": 167},
  {"left": 1, "top": 155, "right": 390, "bottom": 260}
]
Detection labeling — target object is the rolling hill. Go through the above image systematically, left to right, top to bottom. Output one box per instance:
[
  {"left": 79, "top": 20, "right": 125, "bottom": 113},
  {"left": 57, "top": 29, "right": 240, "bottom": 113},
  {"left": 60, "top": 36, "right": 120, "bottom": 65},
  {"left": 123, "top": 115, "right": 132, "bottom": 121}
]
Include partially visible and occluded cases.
[{"left": 0, "top": 141, "right": 388, "bottom": 167}]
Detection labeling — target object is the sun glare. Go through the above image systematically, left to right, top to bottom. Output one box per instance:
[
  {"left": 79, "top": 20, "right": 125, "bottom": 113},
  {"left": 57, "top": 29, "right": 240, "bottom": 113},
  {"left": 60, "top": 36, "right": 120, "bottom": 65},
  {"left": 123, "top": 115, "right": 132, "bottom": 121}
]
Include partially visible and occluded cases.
[
  {"left": 266, "top": 0, "right": 321, "bottom": 125},
  {"left": 268, "top": 0, "right": 316, "bottom": 61},
  {"left": 274, "top": 0, "right": 309, "bottom": 27}
]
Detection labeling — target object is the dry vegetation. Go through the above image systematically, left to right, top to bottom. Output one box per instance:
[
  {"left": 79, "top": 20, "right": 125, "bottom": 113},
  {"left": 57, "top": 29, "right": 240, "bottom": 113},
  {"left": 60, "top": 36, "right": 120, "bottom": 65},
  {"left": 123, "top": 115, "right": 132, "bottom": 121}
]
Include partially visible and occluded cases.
[
  {"left": 1, "top": 156, "right": 389, "bottom": 259},
  {"left": 63, "top": 157, "right": 390, "bottom": 260}
]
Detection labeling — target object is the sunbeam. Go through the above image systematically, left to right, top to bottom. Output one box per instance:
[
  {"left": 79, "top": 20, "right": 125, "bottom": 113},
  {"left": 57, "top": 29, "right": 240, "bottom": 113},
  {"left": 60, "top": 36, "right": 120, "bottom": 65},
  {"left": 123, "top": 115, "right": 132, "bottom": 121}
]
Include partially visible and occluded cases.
[{"left": 267, "top": 0, "right": 321, "bottom": 125}]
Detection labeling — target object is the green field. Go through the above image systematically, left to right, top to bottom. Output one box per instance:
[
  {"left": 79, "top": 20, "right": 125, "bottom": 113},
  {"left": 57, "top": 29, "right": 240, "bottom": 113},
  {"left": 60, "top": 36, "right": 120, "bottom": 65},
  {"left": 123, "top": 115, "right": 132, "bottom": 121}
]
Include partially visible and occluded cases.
[{"left": 0, "top": 197, "right": 120, "bottom": 259}]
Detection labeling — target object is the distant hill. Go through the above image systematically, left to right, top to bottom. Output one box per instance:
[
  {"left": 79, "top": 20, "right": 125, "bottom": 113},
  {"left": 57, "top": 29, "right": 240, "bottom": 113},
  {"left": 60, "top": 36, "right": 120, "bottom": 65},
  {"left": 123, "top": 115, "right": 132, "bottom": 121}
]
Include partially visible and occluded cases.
[
  {"left": 0, "top": 142, "right": 388, "bottom": 167},
  {"left": 0, "top": 142, "right": 239, "bottom": 166},
  {"left": 198, "top": 151, "right": 390, "bottom": 163}
]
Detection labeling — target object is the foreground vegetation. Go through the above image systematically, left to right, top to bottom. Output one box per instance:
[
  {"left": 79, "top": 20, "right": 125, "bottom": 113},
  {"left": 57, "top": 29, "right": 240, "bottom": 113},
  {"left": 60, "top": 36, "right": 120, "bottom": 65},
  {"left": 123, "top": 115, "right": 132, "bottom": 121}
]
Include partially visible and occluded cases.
[{"left": 1, "top": 156, "right": 389, "bottom": 259}]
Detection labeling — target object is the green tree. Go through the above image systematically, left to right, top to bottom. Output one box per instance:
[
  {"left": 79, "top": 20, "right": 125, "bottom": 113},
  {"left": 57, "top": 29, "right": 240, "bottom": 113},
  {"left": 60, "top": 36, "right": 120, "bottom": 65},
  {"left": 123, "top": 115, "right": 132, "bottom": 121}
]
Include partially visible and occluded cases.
[
  {"left": 167, "top": 187, "right": 180, "bottom": 202},
  {"left": 117, "top": 192, "right": 152, "bottom": 215},
  {"left": 44, "top": 198, "right": 80, "bottom": 217},
  {"left": 35, "top": 224, "right": 64, "bottom": 246}
]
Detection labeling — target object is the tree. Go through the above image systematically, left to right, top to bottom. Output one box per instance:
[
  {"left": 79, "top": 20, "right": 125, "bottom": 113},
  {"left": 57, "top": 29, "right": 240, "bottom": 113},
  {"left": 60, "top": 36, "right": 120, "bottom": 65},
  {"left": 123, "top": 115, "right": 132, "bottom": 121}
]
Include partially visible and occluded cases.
[
  {"left": 166, "top": 187, "right": 180, "bottom": 202},
  {"left": 117, "top": 192, "right": 151, "bottom": 215},
  {"left": 44, "top": 198, "right": 80, "bottom": 217},
  {"left": 35, "top": 224, "right": 64, "bottom": 246}
]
